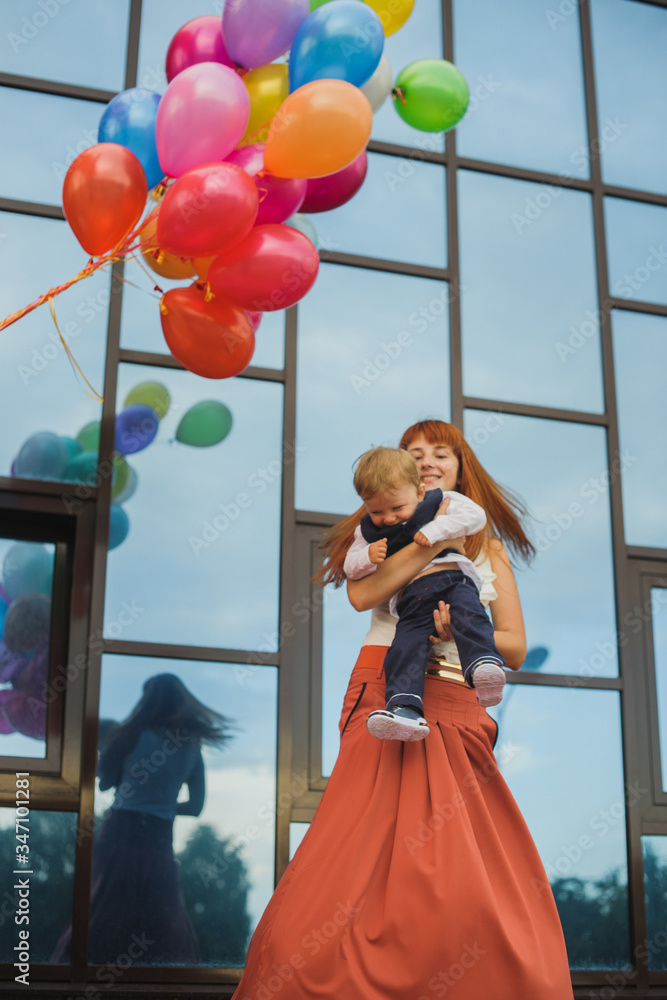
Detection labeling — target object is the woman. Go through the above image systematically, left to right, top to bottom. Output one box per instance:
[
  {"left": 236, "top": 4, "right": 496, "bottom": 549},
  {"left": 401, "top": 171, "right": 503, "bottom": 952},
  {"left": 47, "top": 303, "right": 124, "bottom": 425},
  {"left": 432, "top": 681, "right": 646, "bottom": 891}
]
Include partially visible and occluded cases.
[{"left": 234, "top": 421, "right": 573, "bottom": 1000}]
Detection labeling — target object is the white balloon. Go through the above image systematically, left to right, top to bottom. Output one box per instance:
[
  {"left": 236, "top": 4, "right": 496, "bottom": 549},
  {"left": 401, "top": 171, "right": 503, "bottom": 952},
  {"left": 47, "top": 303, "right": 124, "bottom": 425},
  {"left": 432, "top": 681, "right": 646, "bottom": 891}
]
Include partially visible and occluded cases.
[
  {"left": 361, "top": 55, "right": 393, "bottom": 113},
  {"left": 284, "top": 214, "right": 319, "bottom": 249}
]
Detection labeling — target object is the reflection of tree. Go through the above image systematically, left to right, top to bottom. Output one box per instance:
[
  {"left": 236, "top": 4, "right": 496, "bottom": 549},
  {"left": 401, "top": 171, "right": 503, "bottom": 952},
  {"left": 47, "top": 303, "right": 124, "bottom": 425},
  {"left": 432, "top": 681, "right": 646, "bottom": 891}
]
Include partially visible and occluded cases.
[
  {"left": 177, "top": 824, "right": 252, "bottom": 967},
  {"left": 644, "top": 844, "right": 667, "bottom": 970},
  {"left": 552, "top": 870, "right": 631, "bottom": 969}
]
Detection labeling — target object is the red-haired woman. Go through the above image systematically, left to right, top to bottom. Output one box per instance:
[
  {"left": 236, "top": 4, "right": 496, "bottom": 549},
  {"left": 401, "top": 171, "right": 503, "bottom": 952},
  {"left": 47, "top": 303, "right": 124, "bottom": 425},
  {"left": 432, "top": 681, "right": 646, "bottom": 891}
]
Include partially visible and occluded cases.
[{"left": 234, "top": 421, "right": 573, "bottom": 1000}]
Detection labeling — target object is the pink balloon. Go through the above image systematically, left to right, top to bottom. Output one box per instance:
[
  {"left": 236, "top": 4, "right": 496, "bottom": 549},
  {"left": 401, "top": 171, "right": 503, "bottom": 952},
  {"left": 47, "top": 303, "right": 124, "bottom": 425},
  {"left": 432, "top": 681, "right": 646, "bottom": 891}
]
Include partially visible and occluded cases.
[
  {"left": 166, "top": 16, "right": 234, "bottom": 82},
  {"left": 156, "top": 63, "right": 250, "bottom": 178},
  {"left": 226, "top": 144, "right": 306, "bottom": 225},
  {"left": 300, "top": 150, "right": 368, "bottom": 214},
  {"left": 246, "top": 310, "right": 263, "bottom": 331}
]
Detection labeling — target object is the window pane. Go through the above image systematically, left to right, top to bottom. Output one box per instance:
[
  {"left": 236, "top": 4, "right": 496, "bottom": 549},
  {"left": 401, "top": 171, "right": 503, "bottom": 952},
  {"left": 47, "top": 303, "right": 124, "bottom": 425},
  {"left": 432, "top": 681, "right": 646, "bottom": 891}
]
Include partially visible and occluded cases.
[
  {"left": 0, "top": 0, "right": 130, "bottom": 92},
  {"left": 454, "top": 0, "right": 588, "bottom": 178},
  {"left": 591, "top": 0, "right": 667, "bottom": 196},
  {"left": 0, "top": 88, "right": 104, "bottom": 206},
  {"left": 314, "top": 154, "right": 446, "bottom": 269},
  {"left": 459, "top": 171, "right": 603, "bottom": 412},
  {"left": 606, "top": 197, "right": 667, "bottom": 307},
  {"left": 0, "top": 213, "right": 108, "bottom": 483},
  {"left": 295, "top": 264, "right": 450, "bottom": 514},
  {"left": 612, "top": 310, "right": 667, "bottom": 549},
  {"left": 104, "top": 364, "right": 282, "bottom": 651},
  {"left": 464, "top": 411, "right": 618, "bottom": 678},
  {"left": 0, "top": 538, "right": 55, "bottom": 758},
  {"left": 651, "top": 587, "right": 667, "bottom": 793},
  {"left": 79, "top": 655, "right": 277, "bottom": 967},
  {"left": 488, "top": 687, "right": 630, "bottom": 970},
  {"left": 0, "top": 809, "right": 77, "bottom": 964},
  {"left": 289, "top": 822, "right": 309, "bottom": 860},
  {"left": 643, "top": 836, "right": 667, "bottom": 970}
]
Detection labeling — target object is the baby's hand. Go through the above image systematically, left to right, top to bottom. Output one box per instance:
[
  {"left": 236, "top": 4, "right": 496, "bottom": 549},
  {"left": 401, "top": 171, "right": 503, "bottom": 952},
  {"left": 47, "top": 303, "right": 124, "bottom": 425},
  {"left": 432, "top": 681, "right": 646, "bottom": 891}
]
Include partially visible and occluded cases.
[
  {"left": 414, "top": 530, "right": 432, "bottom": 547},
  {"left": 369, "top": 539, "right": 387, "bottom": 564}
]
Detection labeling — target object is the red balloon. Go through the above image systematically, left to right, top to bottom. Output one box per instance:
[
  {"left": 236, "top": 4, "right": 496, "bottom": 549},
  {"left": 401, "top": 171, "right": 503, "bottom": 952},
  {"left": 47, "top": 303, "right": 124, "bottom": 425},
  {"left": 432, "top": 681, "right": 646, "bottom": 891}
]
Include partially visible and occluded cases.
[
  {"left": 165, "top": 16, "right": 234, "bottom": 82},
  {"left": 62, "top": 144, "right": 147, "bottom": 256},
  {"left": 226, "top": 144, "right": 306, "bottom": 225},
  {"left": 300, "top": 150, "right": 368, "bottom": 214},
  {"left": 157, "top": 162, "right": 259, "bottom": 258},
  {"left": 208, "top": 224, "right": 319, "bottom": 312},
  {"left": 160, "top": 283, "right": 255, "bottom": 378},
  {"left": 246, "top": 310, "right": 263, "bottom": 331}
]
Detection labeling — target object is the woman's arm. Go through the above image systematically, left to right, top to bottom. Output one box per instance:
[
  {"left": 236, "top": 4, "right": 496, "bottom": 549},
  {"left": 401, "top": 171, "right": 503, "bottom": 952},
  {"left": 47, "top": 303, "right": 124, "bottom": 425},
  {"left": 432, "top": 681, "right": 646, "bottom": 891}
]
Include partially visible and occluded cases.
[
  {"left": 486, "top": 539, "right": 526, "bottom": 669},
  {"left": 176, "top": 749, "right": 205, "bottom": 817}
]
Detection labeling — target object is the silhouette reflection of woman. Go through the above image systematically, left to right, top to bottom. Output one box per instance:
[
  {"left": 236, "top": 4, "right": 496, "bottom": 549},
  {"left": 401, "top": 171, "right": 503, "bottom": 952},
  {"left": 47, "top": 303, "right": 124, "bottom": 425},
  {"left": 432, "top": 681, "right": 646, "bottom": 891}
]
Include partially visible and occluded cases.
[{"left": 53, "top": 673, "right": 232, "bottom": 966}]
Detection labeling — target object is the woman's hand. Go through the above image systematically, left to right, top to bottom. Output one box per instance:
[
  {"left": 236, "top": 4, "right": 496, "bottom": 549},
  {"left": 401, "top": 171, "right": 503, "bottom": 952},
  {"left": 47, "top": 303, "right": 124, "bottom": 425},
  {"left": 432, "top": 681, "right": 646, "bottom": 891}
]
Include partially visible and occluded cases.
[{"left": 429, "top": 601, "right": 453, "bottom": 643}]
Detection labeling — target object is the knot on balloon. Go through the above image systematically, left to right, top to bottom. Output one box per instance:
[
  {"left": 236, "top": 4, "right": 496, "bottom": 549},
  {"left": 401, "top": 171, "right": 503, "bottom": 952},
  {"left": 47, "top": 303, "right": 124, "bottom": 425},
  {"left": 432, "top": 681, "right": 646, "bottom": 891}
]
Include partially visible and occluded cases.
[
  {"left": 392, "top": 86, "right": 407, "bottom": 105},
  {"left": 151, "top": 182, "right": 168, "bottom": 202},
  {"left": 204, "top": 285, "right": 215, "bottom": 303},
  {"left": 159, "top": 298, "right": 169, "bottom": 316}
]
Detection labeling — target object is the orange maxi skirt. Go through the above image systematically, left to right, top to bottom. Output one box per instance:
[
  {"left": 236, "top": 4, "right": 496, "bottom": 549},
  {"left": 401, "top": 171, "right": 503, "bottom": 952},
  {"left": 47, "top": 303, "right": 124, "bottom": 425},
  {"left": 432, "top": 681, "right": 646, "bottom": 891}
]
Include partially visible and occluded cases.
[{"left": 234, "top": 646, "right": 574, "bottom": 1000}]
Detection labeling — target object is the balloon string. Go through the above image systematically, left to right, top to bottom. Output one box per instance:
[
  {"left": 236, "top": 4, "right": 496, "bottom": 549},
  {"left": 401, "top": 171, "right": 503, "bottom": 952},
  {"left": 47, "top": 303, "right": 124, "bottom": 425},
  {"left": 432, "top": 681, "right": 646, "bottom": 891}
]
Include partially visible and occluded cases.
[{"left": 47, "top": 298, "right": 104, "bottom": 402}]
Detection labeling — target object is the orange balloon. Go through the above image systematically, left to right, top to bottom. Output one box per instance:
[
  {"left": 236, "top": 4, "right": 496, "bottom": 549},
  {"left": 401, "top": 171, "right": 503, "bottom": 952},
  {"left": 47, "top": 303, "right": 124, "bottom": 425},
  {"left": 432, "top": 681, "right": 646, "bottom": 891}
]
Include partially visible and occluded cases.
[
  {"left": 264, "top": 80, "right": 373, "bottom": 179},
  {"left": 63, "top": 144, "right": 147, "bottom": 256},
  {"left": 140, "top": 214, "right": 196, "bottom": 280},
  {"left": 191, "top": 256, "right": 216, "bottom": 280},
  {"left": 160, "top": 283, "right": 255, "bottom": 379}
]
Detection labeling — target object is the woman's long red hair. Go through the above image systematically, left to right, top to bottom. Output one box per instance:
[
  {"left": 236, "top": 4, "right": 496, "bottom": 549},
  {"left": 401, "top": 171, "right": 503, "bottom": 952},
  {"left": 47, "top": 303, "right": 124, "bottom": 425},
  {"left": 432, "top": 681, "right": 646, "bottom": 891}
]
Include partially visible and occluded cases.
[{"left": 315, "top": 420, "right": 535, "bottom": 588}]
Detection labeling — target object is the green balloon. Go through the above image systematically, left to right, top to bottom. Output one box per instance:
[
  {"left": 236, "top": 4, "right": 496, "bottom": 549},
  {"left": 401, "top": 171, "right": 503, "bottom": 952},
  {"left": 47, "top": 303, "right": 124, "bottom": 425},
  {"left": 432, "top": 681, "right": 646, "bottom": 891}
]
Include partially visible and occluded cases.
[
  {"left": 309, "top": 0, "right": 333, "bottom": 8},
  {"left": 393, "top": 59, "right": 469, "bottom": 132},
  {"left": 124, "top": 381, "right": 171, "bottom": 420},
  {"left": 176, "top": 401, "right": 233, "bottom": 448},
  {"left": 77, "top": 420, "right": 101, "bottom": 452},
  {"left": 111, "top": 453, "right": 130, "bottom": 499}
]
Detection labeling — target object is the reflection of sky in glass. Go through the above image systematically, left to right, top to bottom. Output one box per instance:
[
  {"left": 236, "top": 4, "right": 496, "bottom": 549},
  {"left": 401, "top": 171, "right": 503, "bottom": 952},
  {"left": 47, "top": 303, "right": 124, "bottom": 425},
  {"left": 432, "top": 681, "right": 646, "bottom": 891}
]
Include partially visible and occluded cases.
[
  {"left": 0, "top": 0, "right": 129, "bottom": 91},
  {"left": 138, "top": 0, "right": 227, "bottom": 96},
  {"left": 454, "top": 0, "right": 588, "bottom": 178},
  {"left": 590, "top": 0, "right": 667, "bottom": 196},
  {"left": 314, "top": 154, "right": 446, "bottom": 268},
  {"left": 459, "top": 170, "right": 603, "bottom": 412},
  {"left": 605, "top": 197, "right": 667, "bottom": 306},
  {"left": 296, "top": 264, "right": 450, "bottom": 514},
  {"left": 611, "top": 310, "right": 667, "bottom": 549},
  {"left": 104, "top": 365, "right": 282, "bottom": 651},
  {"left": 464, "top": 412, "right": 618, "bottom": 677},
  {"left": 651, "top": 589, "right": 667, "bottom": 793},
  {"left": 97, "top": 654, "right": 277, "bottom": 935},
  {"left": 487, "top": 686, "right": 629, "bottom": 968},
  {"left": 289, "top": 821, "right": 309, "bottom": 860},
  {"left": 642, "top": 835, "right": 667, "bottom": 970}
]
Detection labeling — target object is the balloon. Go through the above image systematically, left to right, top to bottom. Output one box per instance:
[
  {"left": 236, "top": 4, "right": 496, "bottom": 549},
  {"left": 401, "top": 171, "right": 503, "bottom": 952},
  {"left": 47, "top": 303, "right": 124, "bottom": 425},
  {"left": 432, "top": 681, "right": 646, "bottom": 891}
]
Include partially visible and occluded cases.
[
  {"left": 223, "top": 0, "right": 309, "bottom": 69},
  {"left": 364, "top": 0, "right": 414, "bottom": 36},
  {"left": 289, "top": 2, "right": 384, "bottom": 91},
  {"left": 165, "top": 16, "right": 234, "bottom": 82},
  {"left": 361, "top": 53, "right": 393, "bottom": 112},
  {"left": 393, "top": 59, "right": 469, "bottom": 132},
  {"left": 155, "top": 63, "right": 250, "bottom": 178},
  {"left": 241, "top": 64, "right": 290, "bottom": 145},
  {"left": 265, "top": 80, "right": 372, "bottom": 179},
  {"left": 98, "top": 88, "right": 163, "bottom": 188},
  {"left": 62, "top": 144, "right": 148, "bottom": 256},
  {"left": 226, "top": 144, "right": 306, "bottom": 225},
  {"left": 300, "top": 149, "right": 367, "bottom": 213},
  {"left": 157, "top": 162, "right": 259, "bottom": 258},
  {"left": 141, "top": 212, "right": 196, "bottom": 280},
  {"left": 284, "top": 213, "right": 319, "bottom": 248},
  {"left": 208, "top": 224, "right": 319, "bottom": 311},
  {"left": 192, "top": 256, "right": 216, "bottom": 280},
  {"left": 160, "top": 284, "right": 255, "bottom": 379},
  {"left": 246, "top": 310, "right": 263, "bottom": 331},
  {"left": 124, "top": 382, "right": 170, "bottom": 420},
  {"left": 176, "top": 401, "right": 233, "bottom": 447},
  {"left": 115, "top": 404, "right": 159, "bottom": 455},
  {"left": 76, "top": 420, "right": 100, "bottom": 451},
  {"left": 16, "top": 432, "right": 68, "bottom": 479},
  {"left": 61, "top": 436, "right": 82, "bottom": 462},
  {"left": 63, "top": 451, "right": 99, "bottom": 486},
  {"left": 111, "top": 454, "right": 131, "bottom": 499},
  {"left": 113, "top": 465, "right": 138, "bottom": 505},
  {"left": 109, "top": 505, "right": 130, "bottom": 550},
  {"left": 2, "top": 544, "right": 51, "bottom": 601},
  {"left": 3, "top": 593, "right": 51, "bottom": 653},
  {"left": 0, "top": 597, "right": 6, "bottom": 638},
  {"left": 0, "top": 641, "right": 25, "bottom": 685},
  {"left": 13, "top": 645, "right": 49, "bottom": 696},
  {"left": 2, "top": 691, "right": 46, "bottom": 741}
]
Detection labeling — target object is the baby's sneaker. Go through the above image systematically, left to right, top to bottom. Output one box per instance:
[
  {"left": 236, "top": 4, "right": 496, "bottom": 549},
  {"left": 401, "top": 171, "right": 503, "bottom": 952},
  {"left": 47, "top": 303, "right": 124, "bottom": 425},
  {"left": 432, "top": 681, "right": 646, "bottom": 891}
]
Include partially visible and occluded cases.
[
  {"left": 471, "top": 662, "right": 506, "bottom": 707},
  {"left": 367, "top": 706, "right": 429, "bottom": 742}
]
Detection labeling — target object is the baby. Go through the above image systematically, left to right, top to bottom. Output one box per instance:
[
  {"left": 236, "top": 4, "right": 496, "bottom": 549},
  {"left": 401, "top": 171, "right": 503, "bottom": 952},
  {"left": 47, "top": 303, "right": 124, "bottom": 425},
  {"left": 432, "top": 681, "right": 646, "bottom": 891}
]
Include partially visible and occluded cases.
[{"left": 344, "top": 446, "right": 506, "bottom": 742}]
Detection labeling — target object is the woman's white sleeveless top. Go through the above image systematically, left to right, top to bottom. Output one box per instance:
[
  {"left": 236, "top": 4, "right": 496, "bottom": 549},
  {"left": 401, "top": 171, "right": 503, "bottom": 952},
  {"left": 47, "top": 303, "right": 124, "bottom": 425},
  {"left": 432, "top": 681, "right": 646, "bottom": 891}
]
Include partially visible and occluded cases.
[{"left": 361, "top": 547, "right": 498, "bottom": 665}]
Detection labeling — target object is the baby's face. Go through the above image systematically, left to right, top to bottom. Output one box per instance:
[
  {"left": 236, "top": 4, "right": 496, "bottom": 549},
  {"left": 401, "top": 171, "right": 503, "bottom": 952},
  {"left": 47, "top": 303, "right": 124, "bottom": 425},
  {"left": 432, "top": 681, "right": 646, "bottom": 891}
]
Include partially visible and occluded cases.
[{"left": 363, "top": 483, "right": 425, "bottom": 528}]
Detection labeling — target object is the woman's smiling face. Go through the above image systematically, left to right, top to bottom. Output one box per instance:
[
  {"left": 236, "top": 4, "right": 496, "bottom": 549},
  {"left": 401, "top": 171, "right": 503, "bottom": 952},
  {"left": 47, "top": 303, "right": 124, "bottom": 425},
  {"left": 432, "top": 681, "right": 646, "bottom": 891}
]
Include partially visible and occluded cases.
[{"left": 405, "top": 437, "right": 460, "bottom": 493}]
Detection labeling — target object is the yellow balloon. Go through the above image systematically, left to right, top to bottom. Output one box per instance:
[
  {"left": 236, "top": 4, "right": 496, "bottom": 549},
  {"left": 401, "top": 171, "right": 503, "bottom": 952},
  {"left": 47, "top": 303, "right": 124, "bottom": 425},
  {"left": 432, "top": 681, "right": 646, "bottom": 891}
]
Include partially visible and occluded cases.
[
  {"left": 364, "top": 0, "right": 415, "bottom": 36},
  {"left": 242, "top": 64, "right": 289, "bottom": 145},
  {"left": 140, "top": 214, "right": 196, "bottom": 281}
]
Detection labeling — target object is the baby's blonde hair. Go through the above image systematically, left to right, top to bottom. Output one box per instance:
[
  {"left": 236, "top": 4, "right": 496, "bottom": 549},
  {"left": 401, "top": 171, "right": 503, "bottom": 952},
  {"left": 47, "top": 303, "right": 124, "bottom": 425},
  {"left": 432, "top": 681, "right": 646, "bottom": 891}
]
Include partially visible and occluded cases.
[{"left": 353, "top": 446, "right": 420, "bottom": 500}]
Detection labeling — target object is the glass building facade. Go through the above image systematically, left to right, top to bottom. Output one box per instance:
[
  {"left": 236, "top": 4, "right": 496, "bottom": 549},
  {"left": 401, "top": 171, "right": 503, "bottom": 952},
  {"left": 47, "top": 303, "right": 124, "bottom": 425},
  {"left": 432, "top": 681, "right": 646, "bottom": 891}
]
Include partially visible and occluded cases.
[{"left": 0, "top": 0, "right": 666, "bottom": 996}]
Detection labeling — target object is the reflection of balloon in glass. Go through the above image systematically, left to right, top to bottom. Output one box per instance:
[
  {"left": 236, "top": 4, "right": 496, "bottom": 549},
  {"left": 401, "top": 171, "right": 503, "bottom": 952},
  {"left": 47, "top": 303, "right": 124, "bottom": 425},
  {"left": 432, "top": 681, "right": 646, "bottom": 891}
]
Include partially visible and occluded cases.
[
  {"left": 393, "top": 59, "right": 469, "bottom": 132},
  {"left": 124, "top": 382, "right": 171, "bottom": 420},
  {"left": 176, "top": 401, "right": 233, "bottom": 448},
  {"left": 115, "top": 405, "right": 159, "bottom": 455},
  {"left": 77, "top": 421, "right": 101, "bottom": 451},
  {"left": 16, "top": 432, "right": 68, "bottom": 479},
  {"left": 61, "top": 436, "right": 83, "bottom": 463},
  {"left": 63, "top": 451, "right": 99, "bottom": 486},
  {"left": 111, "top": 454, "right": 131, "bottom": 499},
  {"left": 113, "top": 465, "right": 138, "bottom": 505},
  {"left": 109, "top": 505, "right": 130, "bottom": 550},
  {"left": 2, "top": 543, "right": 51, "bottom": 601},
  {"left": 3, "top": 593, "right": 51, "bottom": 653},
  {"left": 0, "top": 597, "right": 7, "bottom": 636},
  {"left": 0, "top": 642, "right": 26, "bottom": 684},
  {"left": 13, "top": 645, "right": 49, "bottom": 694},
  {"left": 523, "top": 647, "right": 549, "bottom": 671},
  {"left": 0, "top": 690, "right": 16, "bottom": 734},
  {"left": 3, "top": 691, "right": 46, "bottom": 740}
]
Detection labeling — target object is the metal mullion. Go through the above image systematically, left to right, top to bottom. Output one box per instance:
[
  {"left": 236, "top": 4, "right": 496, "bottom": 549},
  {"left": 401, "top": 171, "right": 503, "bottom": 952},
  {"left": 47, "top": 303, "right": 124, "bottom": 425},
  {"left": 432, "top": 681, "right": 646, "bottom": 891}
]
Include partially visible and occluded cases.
[
  {"left": 124, "top": 0, "right": 143, "bottom": 90},
  {"left": 444, "top": 0, "right": 462, "bottom": 428},
  {"left": 579, "top": 0, "right": 647, "bottom": 985},
  {"left": 0, "top": 72, "right": 114, "bottom": 103},
  {"left": 367, "top": 138, "right": 447, "bottom": 165},
  {"left": 456, "top": 155, "right": 592, "bottom": 192},
  {"left": 603, "top": 183, "right": 667, "bottom": 209},
  {"left": 0, "top": 197, "right": 63, "bottom": 219},
  {"left": 319, "top": 250, "right": 449, "bottom": 281},
  {"left": 611, "top": 299, "right": 667, "bottom": 319},
  {"left": 117, "top": 348, "right": 286, "bottom": 383},
  {"left": 463, "top": 396, "right": 607, "bottom": 425},
  {"left": 0, "top": 475, "right": 94, "bottom": 497},
  {"left": 295, "top": 509, "right": 343, "bottom": 528},
  {"left": 628, "top": 547, "right": 667, "bottom": 562},
  {"left": 101, "top": 638, "right": 278, "bottom": 667},
  {"left": 505, "top": 671, "right": 621, "bottom": 691}
]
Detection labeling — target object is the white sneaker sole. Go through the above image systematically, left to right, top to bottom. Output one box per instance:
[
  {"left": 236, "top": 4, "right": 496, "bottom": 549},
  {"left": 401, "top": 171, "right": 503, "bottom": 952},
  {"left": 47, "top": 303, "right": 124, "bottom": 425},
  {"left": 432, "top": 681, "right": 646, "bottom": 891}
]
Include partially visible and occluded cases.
[
  {"left": 472, "top": 663, "right": 506, "bottom": 707},
  {"left": 366, "top": 710, "right": 429, "bottom": 742}
]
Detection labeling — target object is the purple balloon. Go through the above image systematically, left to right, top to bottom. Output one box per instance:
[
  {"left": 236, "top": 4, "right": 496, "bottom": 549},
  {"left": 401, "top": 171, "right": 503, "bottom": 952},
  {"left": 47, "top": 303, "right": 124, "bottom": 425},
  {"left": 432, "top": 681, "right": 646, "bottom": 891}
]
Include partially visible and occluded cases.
[
  {"left": 223, "top": 0, "right": 310, "bottom": 69},
  {"left": 166, "top": 15, "right": 234, "bottom": 82},
  {"left": 226, "top": 144, "right": 306, "bottom": 224},
  {"left": 300, "top": 149, "right": 368, "bottom": 213},
  {"left": 114, "top": 404, "right": 159, "bottom": 455},
  {"left": 0, "top": 641, "right": 26, "bottom": 684}
]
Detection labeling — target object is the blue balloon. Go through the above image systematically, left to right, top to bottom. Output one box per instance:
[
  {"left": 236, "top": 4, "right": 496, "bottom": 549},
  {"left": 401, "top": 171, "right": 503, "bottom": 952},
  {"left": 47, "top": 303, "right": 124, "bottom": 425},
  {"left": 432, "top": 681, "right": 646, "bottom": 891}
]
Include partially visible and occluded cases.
[
  {"left": 289, "top": 1, "right": 384, "bottom": 92},
  {"left": 98, "top": 88, "right": 163, "bottom": 189},
  {"left": 114, "top": 404, "right": 159, "bottom": 455},
  {"left": 16, "top": 432, "right": 68, "bottom": 480},
  {"left": 61, "top": 436, "right": 83, "bottom": 462},
  {"left": 63, "top": 451, "right": 99, "bottom": 486},
  {"left": 109, "top": 505, "right": 130, "bottom": 551},
  {"left": 2, "top": 543, "right": 51, "bottom": 601}
]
